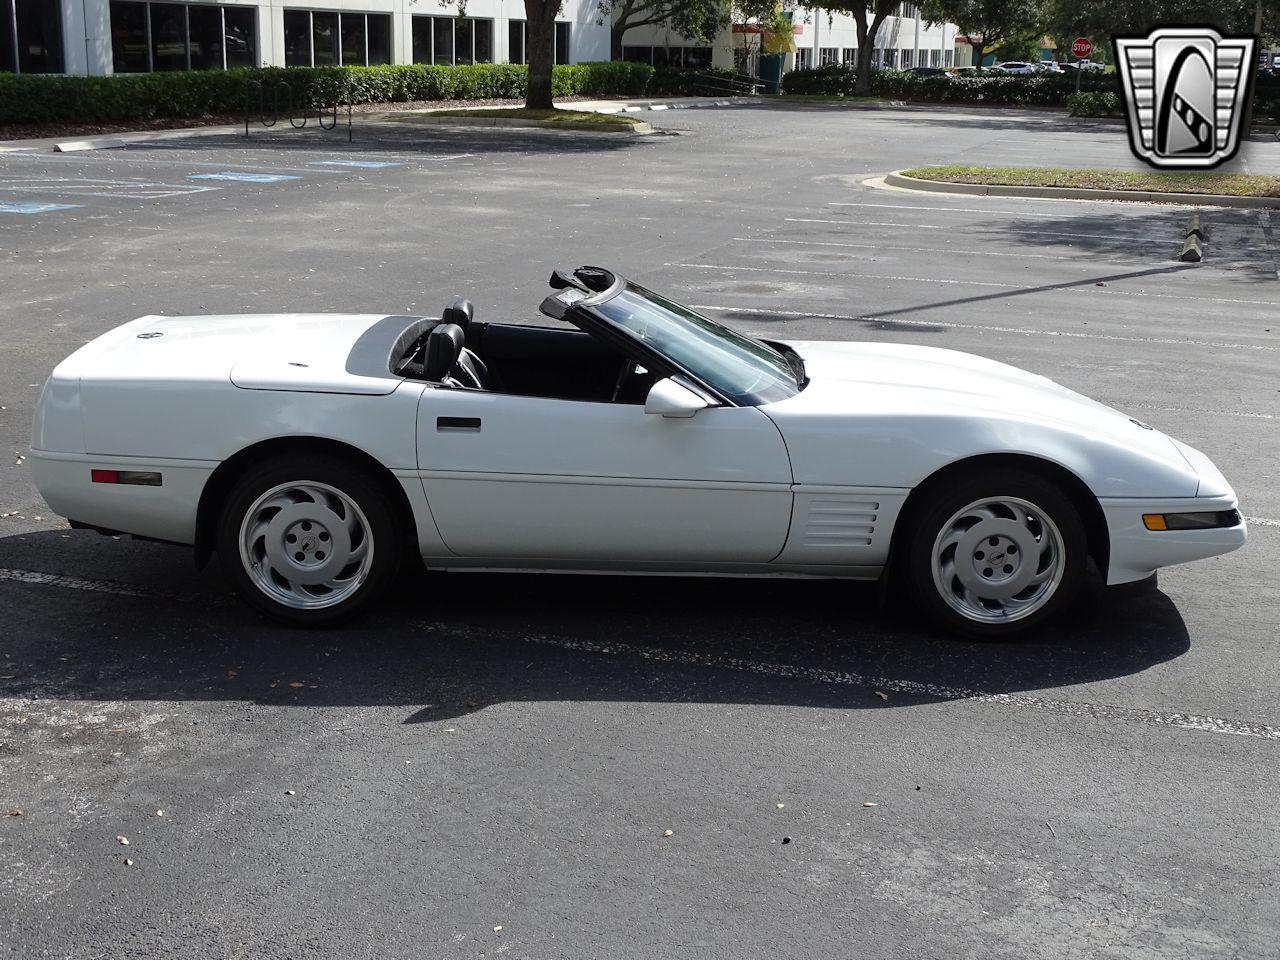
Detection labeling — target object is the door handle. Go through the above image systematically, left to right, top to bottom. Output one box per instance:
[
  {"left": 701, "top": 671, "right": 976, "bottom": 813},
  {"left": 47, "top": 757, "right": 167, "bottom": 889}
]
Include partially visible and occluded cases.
[{"left": 437, "top": 416, "right": 481, "bottom": 432}]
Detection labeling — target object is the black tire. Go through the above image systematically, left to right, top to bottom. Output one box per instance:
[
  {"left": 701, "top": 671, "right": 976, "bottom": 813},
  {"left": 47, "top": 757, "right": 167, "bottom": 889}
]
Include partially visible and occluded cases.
[
  {"left": 215, "top": 455, "right": 403, "bottom": 626},
  {"left": 903, "top": 467, "right": 1087, "bottom": 641}
]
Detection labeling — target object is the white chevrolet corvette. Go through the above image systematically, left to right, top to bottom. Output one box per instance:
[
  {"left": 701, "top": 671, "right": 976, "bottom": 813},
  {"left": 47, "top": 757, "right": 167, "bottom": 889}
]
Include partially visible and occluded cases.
[{"left": 30, "top": 266, "right": 1245, "bottom": 638}]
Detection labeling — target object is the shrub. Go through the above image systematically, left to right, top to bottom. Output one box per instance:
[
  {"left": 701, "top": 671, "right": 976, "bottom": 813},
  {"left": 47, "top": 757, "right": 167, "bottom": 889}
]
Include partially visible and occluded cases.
[
  {"left": 0, "top": 61, "right": 656, "bottom": 125},
  {"left": 781, "top": 65, "right": 1116, "bottom": 105},
  {"left": 649, "top": 67, "right": 754, "bottom": 96},
  {"left": 1067, "top": 91, "right": 1122, "bottom": 117}
]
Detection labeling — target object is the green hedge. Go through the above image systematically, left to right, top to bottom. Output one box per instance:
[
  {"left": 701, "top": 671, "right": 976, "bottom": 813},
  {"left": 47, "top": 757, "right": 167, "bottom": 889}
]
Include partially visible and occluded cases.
[
  {"left": 0, "top": 61, "right": 657, "bottom": 124},
  {"left": 782, "top": 66, "right": 1115, "bottom": 104},
  {"left": 784, "top": 66, "right": 1280, "bottom": 118},
  {"left": 1067, "top": 91, "right": 1122, "bottom": 117}
]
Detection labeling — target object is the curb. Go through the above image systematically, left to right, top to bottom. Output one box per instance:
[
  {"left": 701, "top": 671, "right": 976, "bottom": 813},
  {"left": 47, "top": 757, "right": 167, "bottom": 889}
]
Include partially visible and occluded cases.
[
  {"left": 385, "top": 114, "right": 652, "bottom": 134},
  {"left": 52, "top": 124, "right": 245, "bottom": 153},
  {"left": 884, "top": 170, "right": 1280, "bottom": 209}
]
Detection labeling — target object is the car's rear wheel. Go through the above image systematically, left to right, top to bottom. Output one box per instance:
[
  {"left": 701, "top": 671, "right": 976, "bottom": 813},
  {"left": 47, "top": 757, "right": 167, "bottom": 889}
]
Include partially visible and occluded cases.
[
  {"left": 216, "top": 457, "right": 402, "bottom": 625},
  {"left": 904, "top": 469, "right": 1087, "bottom": 640}
]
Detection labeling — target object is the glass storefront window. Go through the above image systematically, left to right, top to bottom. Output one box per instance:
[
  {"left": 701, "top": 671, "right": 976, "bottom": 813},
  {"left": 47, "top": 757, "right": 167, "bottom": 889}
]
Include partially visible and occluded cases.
[
  {"left": 9, "top": 0, "right": 64, "bottom": 73},
  {"left": 110, "top": 1, "right": 149, "bottom": 72},
  {"left": 110, "top": 1, "right": 256, "bottom": 72},
  {"left": 150, "top": 3, "right": 188, "bottom": 71},
  {"left": 187, "top": 3, "right": 222, "bottom": 70},
  {"left": 224, "top": 5, "right": 255, "bottom": 67},
  {"left": 311, "top": 10, "right": 337, "bottom": 65},
  {"left": 340, "top": 11, "right": 364, "bottom": 66},
  {"left": 367, "top": 14, "right": 389, "bottom": 65},
  {"left": 453, "top": 17, "right": 471, "bottom": 65}
]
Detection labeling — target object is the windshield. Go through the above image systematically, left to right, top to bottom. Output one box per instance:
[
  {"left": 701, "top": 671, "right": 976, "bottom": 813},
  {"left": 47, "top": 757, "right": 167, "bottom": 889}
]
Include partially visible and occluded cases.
[{"left": 592, "top": 283, "right": 801, "bottom": 405}]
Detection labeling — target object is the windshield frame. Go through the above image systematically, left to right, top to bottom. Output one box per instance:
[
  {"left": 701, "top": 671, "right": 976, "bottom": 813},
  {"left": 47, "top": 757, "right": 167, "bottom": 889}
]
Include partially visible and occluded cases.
[{"left": 551, "top": 280, "right": 802, "bottom": 407}]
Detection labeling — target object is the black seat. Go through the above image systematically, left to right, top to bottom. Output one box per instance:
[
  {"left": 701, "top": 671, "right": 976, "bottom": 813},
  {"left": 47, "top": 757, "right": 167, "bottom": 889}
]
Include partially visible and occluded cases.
[
  {"left": 442, "top": 296, "right": 474, "bottom": 332},
  {"left": 439, "top": 297, "right": 489, "bottom": 389},
  {"left": 422, "top": 322, "right": 489, "bottom": 389}
]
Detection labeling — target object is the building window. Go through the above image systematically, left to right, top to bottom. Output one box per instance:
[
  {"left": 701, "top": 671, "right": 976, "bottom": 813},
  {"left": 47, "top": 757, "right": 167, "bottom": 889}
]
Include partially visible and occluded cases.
[
  {"left": 2, "top": 0, "right": 64, "bottom": 73},
  {"left": 109, "top": 1, "right": 256, "bottom": 72},
  {"left": 282, "top": 10, "right": 389, "bottom": 67},
  {"left": 411, "top": 16, "right": 492, "bottom": 65},
  {"left": 507, "top": 20, "right": 569, "bottom": 65},
  {"left": 621, "top": 45, "right": 712, "bottom": 68},
  {"left": 794, "top": 47, "right": 810, "bottom": 70},
  {"left": 819, "top": 47, "right": 837, "bottom": 66},
  {"left": 841, "top": 47, "right": 856, "bottom": 64},
  {"left": 883, "top": 48, "right": 897, "bottom": 68},
  {"left": 929, "top": 48, "right": 940, "bottom": 67},
  {"left": 900, "top": 49, "right": 912, "bottom": 68},
  {"left": 944, "top": 49, "right": 953, "bottom": 67}
]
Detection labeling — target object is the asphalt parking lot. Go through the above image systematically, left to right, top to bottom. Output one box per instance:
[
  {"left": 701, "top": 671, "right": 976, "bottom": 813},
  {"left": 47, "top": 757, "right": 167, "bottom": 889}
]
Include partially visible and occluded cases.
[{"left": 2, "top": 103, "right": 1278, "bottom": 959}]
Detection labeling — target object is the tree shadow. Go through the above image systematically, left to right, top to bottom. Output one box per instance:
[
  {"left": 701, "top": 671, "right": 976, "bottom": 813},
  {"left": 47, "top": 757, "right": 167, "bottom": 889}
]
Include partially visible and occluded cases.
[
  {"left": 120, "top": 119, "right": 658, "bottom": 160},
  {"left": 0, "top": 531, "right": 1189, "bottom": 725}
]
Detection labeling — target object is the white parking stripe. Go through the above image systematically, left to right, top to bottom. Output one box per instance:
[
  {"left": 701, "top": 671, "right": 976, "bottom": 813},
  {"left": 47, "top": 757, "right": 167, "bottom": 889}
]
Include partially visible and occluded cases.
[
  {"left": 784, "top": 217, "right": 1177, "bottom": 243},
  {"left": 731, "top": 236, "right": 1095, "bottom": 262},
  {"left": 673, "top": 262, "right": 1280, "bottom": 309},
  {"left": 687, "top": 303, "right": 1279, "bottom": 353},
  {"left": 0, "top": 565, "right": 1276, "bottom": 741},
  {"left": 501, "top": 632, "right": 1280, "bottom": 742}
]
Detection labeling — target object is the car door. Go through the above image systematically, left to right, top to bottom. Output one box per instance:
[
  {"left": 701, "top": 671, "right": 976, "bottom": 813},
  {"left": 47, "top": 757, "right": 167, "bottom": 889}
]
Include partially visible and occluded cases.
[{"left": 415, "top": 385, "right": 794, "bottom": 563}]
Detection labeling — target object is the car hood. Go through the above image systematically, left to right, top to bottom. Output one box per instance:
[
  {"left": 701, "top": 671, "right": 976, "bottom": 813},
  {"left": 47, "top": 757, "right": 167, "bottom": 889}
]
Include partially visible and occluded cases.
[
  {"left": 57, "top": 313, "right": 409, "bottom": 395},
  {"left": 763, "top": 340, "right": 1202, "bottom": 497}
]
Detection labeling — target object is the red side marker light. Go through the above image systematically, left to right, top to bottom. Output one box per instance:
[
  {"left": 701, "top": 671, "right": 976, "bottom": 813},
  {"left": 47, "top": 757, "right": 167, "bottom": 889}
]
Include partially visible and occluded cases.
[{"left": 91, "top": 469, "right": 120, "bottom": 484}]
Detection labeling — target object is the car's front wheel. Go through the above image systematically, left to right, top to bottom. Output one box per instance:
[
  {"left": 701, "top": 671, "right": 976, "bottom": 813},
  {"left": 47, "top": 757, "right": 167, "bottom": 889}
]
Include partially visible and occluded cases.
[
  {"left": 216, "top": 457, "right": 403, "bottom": 625},
  {"left": 904, "top": 468, "right": 1087, "bottom": 640}
]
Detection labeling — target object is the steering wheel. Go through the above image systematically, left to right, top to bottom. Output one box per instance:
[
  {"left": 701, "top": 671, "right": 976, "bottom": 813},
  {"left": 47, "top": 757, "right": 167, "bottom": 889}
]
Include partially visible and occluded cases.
[{"left": 611, "top": 358, "right": 635, "bottom": 402}]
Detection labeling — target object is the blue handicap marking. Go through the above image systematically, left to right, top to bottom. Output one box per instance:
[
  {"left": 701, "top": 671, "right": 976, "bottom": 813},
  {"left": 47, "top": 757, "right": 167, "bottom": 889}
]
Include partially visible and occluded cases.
[
  {"left": 308, "top": 160, "right": 401, "bottom": 169},
  {"left": 188, "top": 172, "right": 301, "bottom": 183},
  {"left": 0, "top": 200, "right": 83, "bottom": 214}
]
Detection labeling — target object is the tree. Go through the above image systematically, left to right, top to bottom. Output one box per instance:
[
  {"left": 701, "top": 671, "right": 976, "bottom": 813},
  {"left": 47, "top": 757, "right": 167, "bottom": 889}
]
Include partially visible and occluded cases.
[
  {"left": 523, "top": 0, "right": 562, "bottom": 109},
  {"left": 600, "top": 0, "right": 727, "bottom": 61},
  {"left": 920, "top": 0, "right": 1043, "bottom": 72},
  {"left": 1041, "top": 0, "right": 1279, "bottom": 41},
  {"left": 801, "top": 1, "right": 900, "bottom": 94}
]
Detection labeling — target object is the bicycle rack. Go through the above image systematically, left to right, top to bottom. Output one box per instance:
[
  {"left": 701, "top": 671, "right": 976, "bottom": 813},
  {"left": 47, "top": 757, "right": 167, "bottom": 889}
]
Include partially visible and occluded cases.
[{"left": 243, "top": 80, "right": 353, "bottom": 143}]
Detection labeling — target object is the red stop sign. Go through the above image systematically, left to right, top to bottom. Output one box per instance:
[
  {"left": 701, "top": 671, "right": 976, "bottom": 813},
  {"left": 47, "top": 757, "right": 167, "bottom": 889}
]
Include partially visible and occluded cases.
[{"left": 1071, "top": 37, "right": 1093, "bottom": 59}]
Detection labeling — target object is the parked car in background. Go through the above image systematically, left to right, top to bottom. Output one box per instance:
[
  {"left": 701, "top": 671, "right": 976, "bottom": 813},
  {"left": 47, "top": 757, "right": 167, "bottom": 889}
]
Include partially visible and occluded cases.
[
  {"left": 1034, "top": 60, "right": 1063, "bottom": 73},
  {"left": 1062, "top": 60, "right": 1106, "bottom": 73},
  {"left": 992, "top": 62, "right": 1037, "bottom": 74},
  {"left": 906, "top": 66, "right": 948, "bottom": 77},
  {"left": 948, "top": 66, "right": 977, "bottom": 77}
]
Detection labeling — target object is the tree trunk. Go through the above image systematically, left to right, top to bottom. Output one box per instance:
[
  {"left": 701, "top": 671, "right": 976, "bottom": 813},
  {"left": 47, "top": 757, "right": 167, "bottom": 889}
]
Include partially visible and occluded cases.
[
  {"left": 524, "top": 0, "right": 558, "bottom": 110},
  {"left": 853, "top": 13, "right": 887, "bottom": 96},
  {"left": 611, "top": 22, "right": 626, "bottom": 61},
  {"left": 970, "top": 40, "right": 984, "bottom": 73}
]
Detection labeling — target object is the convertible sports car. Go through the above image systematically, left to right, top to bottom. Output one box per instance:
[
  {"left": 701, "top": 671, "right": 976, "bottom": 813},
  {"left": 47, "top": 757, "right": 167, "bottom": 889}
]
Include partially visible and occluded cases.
[{"left": 30, "top": 266, "right": 1246, "bottom": 638}]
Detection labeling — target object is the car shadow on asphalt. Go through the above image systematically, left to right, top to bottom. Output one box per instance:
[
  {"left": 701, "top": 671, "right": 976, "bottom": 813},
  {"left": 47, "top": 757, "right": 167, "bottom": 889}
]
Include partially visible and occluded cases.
[{"left": 0, "top": 531, "right": 1189, "bottom": 724}]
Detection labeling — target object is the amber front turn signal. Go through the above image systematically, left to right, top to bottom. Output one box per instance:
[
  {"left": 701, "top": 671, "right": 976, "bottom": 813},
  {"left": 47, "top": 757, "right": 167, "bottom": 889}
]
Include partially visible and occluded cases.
[{"left": 1143, "top": 514, "right": 1168, "bottom": 531}]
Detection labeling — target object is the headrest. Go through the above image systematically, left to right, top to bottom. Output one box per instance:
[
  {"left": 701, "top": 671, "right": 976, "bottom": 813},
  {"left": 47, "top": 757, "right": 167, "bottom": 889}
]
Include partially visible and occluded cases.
[
  {"left": 442, "top": 296, "right": 474, "bottom": 331},
  {"left": 423, "top": 323, "right": 465, "bottom": 382}
]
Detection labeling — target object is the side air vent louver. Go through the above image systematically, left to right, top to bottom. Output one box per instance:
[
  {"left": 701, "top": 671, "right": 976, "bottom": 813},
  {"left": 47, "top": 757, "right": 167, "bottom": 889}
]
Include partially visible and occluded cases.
[{"left": 803, "top": 499, "right": 878, "bottom": 547}]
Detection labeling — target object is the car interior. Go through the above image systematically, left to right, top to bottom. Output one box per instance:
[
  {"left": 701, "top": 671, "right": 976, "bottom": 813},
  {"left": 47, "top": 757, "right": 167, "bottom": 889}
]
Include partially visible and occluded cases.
[{"left": 395, "top": 292, "right": 659, "bottom": 405}]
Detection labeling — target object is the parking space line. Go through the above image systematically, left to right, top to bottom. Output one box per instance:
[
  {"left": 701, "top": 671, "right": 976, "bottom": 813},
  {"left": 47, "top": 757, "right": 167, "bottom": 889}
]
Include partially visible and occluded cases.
[
  {"left": 308, "top": 160, "right": 402, "bottom": 169},
  {"left": 188, "top": 172, "right": 301, "bottom": 183},
  {"left": 0, "top": 176, "right": 222, "bottom": 200},
  {"left": 0, "top": 200, "right": 82, "bottom": 214},
  {"left": 784, "top": 217, "right": 1179, "bottom": 243},
  {"left": 730, "top": 236, "right": 1096, "bottom": 262},
  {"left": 672, "top": 262, "right": 1280, "bottom": 309},
  {"left": 687, "top": 303, "right": 1279, "bottom": 353},
  {"left": 0, "top": 564, "right": 1275, "bottom": 741},
  {"left": 504, "top": 632, "right": 1280, "bottom": 742}
]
